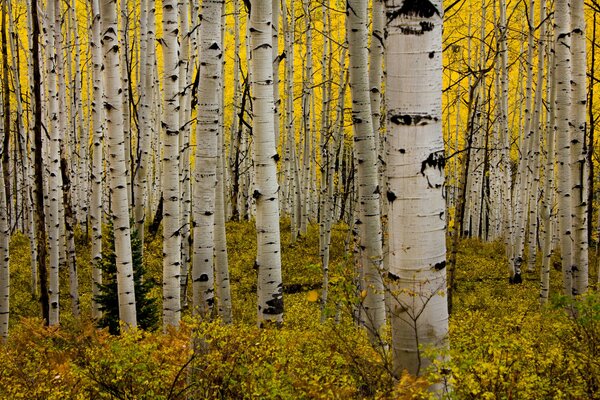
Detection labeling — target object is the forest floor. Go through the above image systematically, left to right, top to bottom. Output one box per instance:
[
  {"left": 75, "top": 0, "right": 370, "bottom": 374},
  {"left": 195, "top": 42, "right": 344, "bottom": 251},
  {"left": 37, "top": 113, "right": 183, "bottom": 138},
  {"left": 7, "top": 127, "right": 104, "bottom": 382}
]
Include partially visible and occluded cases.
[{"left": 1, "top": 221, "right": 599, "bottom": 399}]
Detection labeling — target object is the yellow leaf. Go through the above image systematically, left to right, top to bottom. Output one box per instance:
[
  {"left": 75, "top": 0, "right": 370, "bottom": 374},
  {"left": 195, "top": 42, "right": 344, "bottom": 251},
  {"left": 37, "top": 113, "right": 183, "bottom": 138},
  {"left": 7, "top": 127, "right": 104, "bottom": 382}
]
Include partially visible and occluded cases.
[
  {"left": 307, "top": 290, "right": 319, "bottom": 302},
  {"left": 360, "top": 290, "right": 368, "bottom": 300}
]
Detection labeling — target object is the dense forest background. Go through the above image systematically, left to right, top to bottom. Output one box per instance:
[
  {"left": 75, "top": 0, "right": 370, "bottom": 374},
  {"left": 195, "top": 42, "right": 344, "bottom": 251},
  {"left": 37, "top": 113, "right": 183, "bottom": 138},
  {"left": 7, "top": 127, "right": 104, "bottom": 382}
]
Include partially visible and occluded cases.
[{"left": 0, "top": 0, "right": 599, "bottom": 397}]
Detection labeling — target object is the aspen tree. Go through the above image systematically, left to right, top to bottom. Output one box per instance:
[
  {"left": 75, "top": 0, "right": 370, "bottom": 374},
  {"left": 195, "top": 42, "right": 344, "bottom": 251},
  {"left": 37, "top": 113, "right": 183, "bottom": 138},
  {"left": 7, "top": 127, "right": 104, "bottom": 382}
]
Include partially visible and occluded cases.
[
  {"left": 30, "top": 0, "right": 50, "bottom": 323},
  {"left": 45, "top": 0, "right": 62, "bottom": 326},
  {"left": 53, "top": 0, "right": 79, "bottom": 319},
  {"left": 69, "top": 0, "right": 88, "bottom": 225},
  {"left": 90, "top": 0, "right": 104, "bottom": 320},
  {"left": 101, "top": 0, "right": 137, "bottom": 328},
  {"left": 119, "top": 0, "right": 132, "bottom": 208},
  {"left": 134, "top": 0, "right": 149, "bottom": 241},
  {"left": 161, "top": 0, "right": 181, "bottom": 328},
  {"left": 178, "top": 0, "right": 192, "bottom": 307},
  {"left": 192, "top": 0, "right": 223, "bottom": 317},
  {"left": 229, "top": 0, "right": 242, "bottom": 221},
  {"left": 250, "top": 0, "right": 284, "bottom": 326},
  {"left": 272, "top": 0, "right": 281, "bottom": 148},
  {"left": 282, "top": 0, "right": 301, "bottom": 242},
  {"left": 300, "top": 0, "right": 312, "bottom": 236},
  {"left": 318, "top": 0, "right": 334, "bottom": 319},
  {"left": 347, "top": 0, "right": 386, "bottom": 340},
  {"left": 370, "top": 0, "right": 384, "bottom": 165},
  {"left": 385, "top": 0, "right": 449, "bottom": 379},
  {"left": 498, "top": 0, "right": 514, "bottom": 273},
  {"left": 511, "top": 0, "right": 536, "bottom": 278},
  {"left": 526, "top": 0, "right": 547, "bottom": 273},
  {"left": 554, "top": 0, "right": 574, "bottom": 296},
  {"left": 570, "top": 0, "right": 588, "bottom": 295},
  {"left": 1, "top": 2, "right": 10, "bottom": 228},
  {"left": 467, "top": 3, "right": 487, "bottom": 239},
  {"left": 215, "top": 16, "right": 232, "bottom": 321},
  {"left": 541, "top": 43, "right": 555, "bottom": 304},
  {"left": 0, "top": 96, "right": 8, "bottom": 339},
  {"left": 60, "top": 157, "right": 80, "bottom": 318}
]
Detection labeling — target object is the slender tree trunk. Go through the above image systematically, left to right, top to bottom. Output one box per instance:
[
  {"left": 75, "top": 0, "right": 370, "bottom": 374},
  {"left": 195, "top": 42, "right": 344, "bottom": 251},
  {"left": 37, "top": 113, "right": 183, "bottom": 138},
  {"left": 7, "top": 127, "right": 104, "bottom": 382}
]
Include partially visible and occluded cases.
[
  {"left": 30, "top": 0, "right": 49, "bottom": 324},
  {"left": 45, "top": 0, "right": 63, "bottom": 326},
  {"left": 90, "top": 0, "right": 104, "bottom": 320},
  {"left": 101, "top": 0, "right": 137, "bottom": 328},
  {"left": 134, "top": 0, "right": 151, "bottom": 245},
  {"left": 161, "top": 0, "right": 181, "bottom": 328},
  {"left": 178, "top": 0, "right": 192, "bottom": 309},
  {"left": 192, "top": 0, "right": 223, "bottom": 318},
  {"left": 228, "top": 0, "right": 242, "bottom": 222},
  {"left": 250, "top": 0, "right": 284, "bottom": 326},
  {"left": 299, "top": 0, "right": 312, "bottom": 236},
  {"left": 347, "top": 0, "right": 386, "bottom": 341},
  {"left": 385, "top": 0, "right": 449, "bottom": 381},
  {"left": 512, "top": 0, "right": 536, "bottom": 277},
  {"left": 526, "top": 0, "right": 547, "bottom": 273},
  {"left": 554, "top": 0, "right": 574, "bottom": 297},
  {"left": 570, "top": 0, "right": 588, "bottom": 295},
  {"left": 1, "top": 2, "right": 11, "bottom": 230},
  {"left": 588, "top": 13, "right": 596, "bottom": 260},
  {"left": 215, "top": 19, "right": 232, "bottom": 321},
  {"left": 541, "top": 44, "right": 555, "bottom": 304},
  {"left": 0, "top": 90, "right": 9, "bottom": 339},
  {"left": 60, "top": 157, "right": 80, "bottom": 318}
]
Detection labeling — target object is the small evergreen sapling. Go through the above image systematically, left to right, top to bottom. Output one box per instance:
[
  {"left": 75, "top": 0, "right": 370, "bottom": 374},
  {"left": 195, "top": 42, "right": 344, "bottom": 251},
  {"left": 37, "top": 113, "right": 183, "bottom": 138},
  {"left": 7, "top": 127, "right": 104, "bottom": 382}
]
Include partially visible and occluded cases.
[{"left": 94, "top": 223, "right": 159, "bottom": 334}]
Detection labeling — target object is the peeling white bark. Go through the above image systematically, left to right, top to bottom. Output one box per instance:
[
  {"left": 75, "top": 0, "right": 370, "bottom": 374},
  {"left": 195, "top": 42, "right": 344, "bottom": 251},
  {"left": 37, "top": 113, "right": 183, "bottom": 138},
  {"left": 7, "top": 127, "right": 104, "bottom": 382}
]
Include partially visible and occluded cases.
[
  {"left": 101, "top": 0, "right": 137, "bottom": 328},
  {"left": 161, "top": 0, "right": 181, "bottom": 328},
  {"left": 250, "top": 0, "right": 284, "bottom": 325},
  {"left": 385, "top": 0, "right": 449, "bottom": 380}
]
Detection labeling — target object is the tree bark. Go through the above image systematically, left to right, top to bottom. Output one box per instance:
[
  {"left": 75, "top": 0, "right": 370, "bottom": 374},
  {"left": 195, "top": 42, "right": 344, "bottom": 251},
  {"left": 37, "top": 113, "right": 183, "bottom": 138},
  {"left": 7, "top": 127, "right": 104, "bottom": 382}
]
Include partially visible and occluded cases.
[
  {"left": 101, "top": 0, "right": 137, "bottom": 328},
  {"left": 161, "top": 0, "right": 181, "bottom": 328},
  {"left": 250, "top": 0, "right": 284, "bottom": 326},
  {"left": 347, "top": 0, "right": 386, "bottom": 341},
  {"left": 385, "top": 0, "right": 449, "bottom": 382}
]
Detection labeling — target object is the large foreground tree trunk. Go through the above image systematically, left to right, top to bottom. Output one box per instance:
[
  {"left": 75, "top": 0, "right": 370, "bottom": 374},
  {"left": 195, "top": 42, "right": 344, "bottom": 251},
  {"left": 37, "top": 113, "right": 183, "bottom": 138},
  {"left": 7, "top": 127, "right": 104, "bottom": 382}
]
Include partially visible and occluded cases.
[{"left": 385, "top": 0, "right": 449, "bottom": 383}]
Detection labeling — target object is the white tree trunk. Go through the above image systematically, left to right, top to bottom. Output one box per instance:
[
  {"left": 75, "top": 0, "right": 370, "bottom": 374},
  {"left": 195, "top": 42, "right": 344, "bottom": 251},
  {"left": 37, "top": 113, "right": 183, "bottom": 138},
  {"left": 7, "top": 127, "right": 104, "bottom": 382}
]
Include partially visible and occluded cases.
[
  {"left": 45, "top": 0, "right": 62, "bottom": 326},
  {"left": 90, "top": 0, "right": 104, "bottom": 320},
  {"left": 101, "top": 0, "right": 137, "bottom": 328},
  {"left": 134, "top": 0, "right": 151, "bottom": 245},
  {"left": 161, "top": 0, "right": 181, "bottom": 328},
  {"left": 178, "top": 0, "right": 192, "bottom": 308},
  {"left": 193, "top": 0, "right": 223, "bottom": 316},
  {"left": 251, "top": 0, "right": 284, "bottom": 326},
  {"left": 347, "top": 0, "right": 386, "bottom": 340},
  {"left": 385, "top": 0, "right": 449, "bottom": 380},
  {"left": 498, "top": 0, "right": 514, "bottom": 270},
  {"left": 526, "top": 0, "right": 547, "bottom": 273},
  {"left": 554, "top": 0, "right": 574, "bottom": 296},
  {"left": 570, "top": 0, "right": 588, "bottom": 295},
  {"left": 541, "top": 41, "right": 555, "bottom": 304},
  {"left": 215, "top": 51, "right": 232, "bottom": 322},
  {"left": 0, "top": 98, "right": 9, "bottom": 339}
]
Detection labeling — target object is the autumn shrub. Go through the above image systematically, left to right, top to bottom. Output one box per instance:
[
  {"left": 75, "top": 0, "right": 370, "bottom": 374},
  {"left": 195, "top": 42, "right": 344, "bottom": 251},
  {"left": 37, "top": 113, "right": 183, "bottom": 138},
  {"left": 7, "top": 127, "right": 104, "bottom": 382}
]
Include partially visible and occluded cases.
[
  {"left": 5, "top": 222, "right": 600, "bottom": 399},
  {"left": 439, "top": 239, "right": 600, "bottom": 400}
]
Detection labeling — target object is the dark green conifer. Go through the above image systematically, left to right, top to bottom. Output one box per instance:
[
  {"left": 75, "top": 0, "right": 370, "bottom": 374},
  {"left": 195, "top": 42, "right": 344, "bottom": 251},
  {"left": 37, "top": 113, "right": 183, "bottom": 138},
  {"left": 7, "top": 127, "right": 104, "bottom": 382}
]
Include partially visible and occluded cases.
[{"left": 94, "top": 223, "right": 159, "bottom": 334}]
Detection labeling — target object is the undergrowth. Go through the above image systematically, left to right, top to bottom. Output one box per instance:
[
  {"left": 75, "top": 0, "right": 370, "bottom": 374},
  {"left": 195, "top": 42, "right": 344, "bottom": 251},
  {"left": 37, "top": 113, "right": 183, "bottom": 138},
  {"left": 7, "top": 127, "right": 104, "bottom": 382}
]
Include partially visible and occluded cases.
[{"left": 1, "top": 225, "right": 599, "bottom": 399}]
